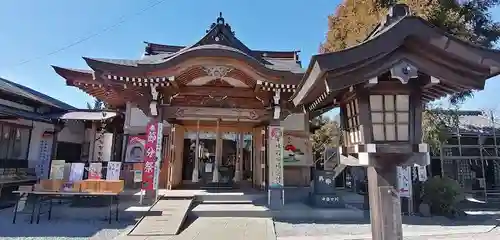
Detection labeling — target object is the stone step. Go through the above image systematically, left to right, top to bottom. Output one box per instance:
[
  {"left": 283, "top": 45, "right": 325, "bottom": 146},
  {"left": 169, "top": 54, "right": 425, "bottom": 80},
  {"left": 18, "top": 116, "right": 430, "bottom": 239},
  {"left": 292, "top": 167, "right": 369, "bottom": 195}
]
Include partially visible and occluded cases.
[
  {"left": 194, "top": 192, "right": 265, "bottom": 203},
  {"left": 191, "top": 202, "right": 365, "bottom": 220},
  {"left": 191, "top": 203, "right": 271, "bottom": 218}
]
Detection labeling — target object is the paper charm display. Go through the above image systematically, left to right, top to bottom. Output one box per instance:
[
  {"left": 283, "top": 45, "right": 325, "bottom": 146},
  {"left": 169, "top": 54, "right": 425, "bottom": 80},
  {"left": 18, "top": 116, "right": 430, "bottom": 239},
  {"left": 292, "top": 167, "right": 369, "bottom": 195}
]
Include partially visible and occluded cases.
[
  {"left": 49, "top": 160, "right": 65, "bottom": 180},
  {"left": 106, "top": 161, "right": 122, "bottom": 180},
  {"left": 69, "top": 163, "right": 85, "bottom": 182},
  {"left": 88, "top": 163, "right": 103, "bottom": 179}
]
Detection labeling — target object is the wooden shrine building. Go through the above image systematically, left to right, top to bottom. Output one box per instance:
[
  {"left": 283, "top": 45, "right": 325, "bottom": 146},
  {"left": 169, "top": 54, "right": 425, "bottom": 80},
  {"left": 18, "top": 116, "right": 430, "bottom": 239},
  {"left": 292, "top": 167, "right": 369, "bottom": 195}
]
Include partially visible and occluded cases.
[{"left": 53, "top": 13, "right": 310, "bottom": 190}]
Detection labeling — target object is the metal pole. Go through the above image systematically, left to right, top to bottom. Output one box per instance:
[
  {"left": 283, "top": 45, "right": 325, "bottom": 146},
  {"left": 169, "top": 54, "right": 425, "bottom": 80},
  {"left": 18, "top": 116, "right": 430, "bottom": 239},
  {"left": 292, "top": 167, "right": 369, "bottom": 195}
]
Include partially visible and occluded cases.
[
  {"left": 491, "top": 111, "right": 500, "bottom": 190},
  {"left": 479, "top": 134, "right": 487, "bottom": 201}
]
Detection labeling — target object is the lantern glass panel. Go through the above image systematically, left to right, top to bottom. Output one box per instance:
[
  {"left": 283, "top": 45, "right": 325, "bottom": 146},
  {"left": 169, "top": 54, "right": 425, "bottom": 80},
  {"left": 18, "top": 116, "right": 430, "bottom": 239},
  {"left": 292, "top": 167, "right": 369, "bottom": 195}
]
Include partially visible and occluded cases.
[
  {"left": 370, "top": 94, "right": 410, "bottom": 142},
  {"left": 370, "top": 95, "right": 383, "bottom": 111},
  {"left": 384, "top": 95, "right": 395, "bottom": 111},
  {"left": 396, "top": 95, "right": 409, "bottom": 111},
  {"left": 344, "top": 99, "right": 361, "bottom": 144},
  {"left": 372, "top": 113, "right": 383, "bottom": 123},
  {"left": 385, "top": 113, "right": 395, "bottom": 123},
  {"left": 397, "top": 113, "right": 409, "bottom": 123},
  {"left": 373, "top": 124, "right": 385, "bottom": 141},
  {"left": 385, "top": 124, "right": 396, "bottom": 141},
  {"left": 397, "top": 124, "right": 409, "bottom": 141}
]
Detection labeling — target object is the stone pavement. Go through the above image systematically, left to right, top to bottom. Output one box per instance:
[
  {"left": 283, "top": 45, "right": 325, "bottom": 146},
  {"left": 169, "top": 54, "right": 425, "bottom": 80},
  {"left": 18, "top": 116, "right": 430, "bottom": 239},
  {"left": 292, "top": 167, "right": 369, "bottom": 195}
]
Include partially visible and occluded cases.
[
  {"left": 274, "top": 215, "right": 500, "bottom": 240},
  {"left": 118, "top": 217, "right": 275, "bottom": 240}
]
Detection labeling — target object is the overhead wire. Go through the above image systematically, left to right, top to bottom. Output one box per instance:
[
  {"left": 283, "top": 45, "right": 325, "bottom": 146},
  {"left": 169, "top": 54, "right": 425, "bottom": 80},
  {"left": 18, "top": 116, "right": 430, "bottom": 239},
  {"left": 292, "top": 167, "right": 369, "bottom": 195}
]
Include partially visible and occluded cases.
[{"left": 3, "top": 0, "right": 168, "bottom": 69}]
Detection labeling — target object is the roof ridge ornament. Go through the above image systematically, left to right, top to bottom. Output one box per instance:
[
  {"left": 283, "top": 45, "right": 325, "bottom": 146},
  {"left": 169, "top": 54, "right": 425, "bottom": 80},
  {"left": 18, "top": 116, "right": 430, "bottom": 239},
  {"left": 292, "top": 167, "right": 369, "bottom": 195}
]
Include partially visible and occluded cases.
[
  {"left": 386, "top": 3, "right": 410, "bottom": 25},
  {"left": 206, "top": 12, "right": 235, "bottom": 36},
  {"left": 217, "top": 12, "right": 225, "bottom": 25}
]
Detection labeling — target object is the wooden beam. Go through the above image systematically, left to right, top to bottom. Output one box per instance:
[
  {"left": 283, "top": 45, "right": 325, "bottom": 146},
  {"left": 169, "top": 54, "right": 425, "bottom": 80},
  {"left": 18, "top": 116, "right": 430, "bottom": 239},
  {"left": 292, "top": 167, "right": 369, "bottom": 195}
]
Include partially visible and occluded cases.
[{"left": 178, "top": 86, "right": 257, "bottom": 98}]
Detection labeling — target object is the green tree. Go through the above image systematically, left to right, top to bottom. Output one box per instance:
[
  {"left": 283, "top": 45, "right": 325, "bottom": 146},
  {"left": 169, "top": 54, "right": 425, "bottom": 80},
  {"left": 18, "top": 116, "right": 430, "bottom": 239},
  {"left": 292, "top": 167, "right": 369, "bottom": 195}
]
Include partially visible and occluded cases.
[
  {"left": 321, "top": 0, "right": 500, "bottom": 103},
  {"left": 86, "top": 98, "right": 105, "bottom": 110},
  {"left": 310, "top": 116, "right": 342, "bottom": 159}
]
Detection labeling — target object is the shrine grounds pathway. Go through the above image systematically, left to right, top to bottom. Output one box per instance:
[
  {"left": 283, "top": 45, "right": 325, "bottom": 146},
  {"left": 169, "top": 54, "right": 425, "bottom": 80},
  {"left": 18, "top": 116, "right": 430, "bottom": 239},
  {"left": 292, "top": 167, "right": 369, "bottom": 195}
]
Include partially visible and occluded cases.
[
  {"left": 1, "top": 200, "right": 500, "bottom": 239},
  {"left": 274, "top": 213, "right": 500, "bottom": 240}
]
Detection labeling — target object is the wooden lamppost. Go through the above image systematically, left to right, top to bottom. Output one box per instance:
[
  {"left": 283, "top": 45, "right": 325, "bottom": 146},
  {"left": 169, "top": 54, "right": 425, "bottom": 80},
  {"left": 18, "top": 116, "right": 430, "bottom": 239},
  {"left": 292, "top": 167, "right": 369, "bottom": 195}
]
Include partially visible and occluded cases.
[
  {"left": 292, "top": 4, "right": 500, "bottom": 239},
  {"left": 336, "top": 61, "right": 430, "bottom": 239}
]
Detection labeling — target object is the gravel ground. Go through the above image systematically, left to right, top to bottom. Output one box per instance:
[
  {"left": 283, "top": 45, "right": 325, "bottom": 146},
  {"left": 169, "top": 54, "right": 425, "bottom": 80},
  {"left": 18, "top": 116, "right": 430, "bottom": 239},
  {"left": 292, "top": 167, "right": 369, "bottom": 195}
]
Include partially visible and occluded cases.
[
  {"left": 0, "top": 198, "right": 146, "bottom": 240},
  {"left": 274, "top": 214, "right": 500, "bottom": 240}
]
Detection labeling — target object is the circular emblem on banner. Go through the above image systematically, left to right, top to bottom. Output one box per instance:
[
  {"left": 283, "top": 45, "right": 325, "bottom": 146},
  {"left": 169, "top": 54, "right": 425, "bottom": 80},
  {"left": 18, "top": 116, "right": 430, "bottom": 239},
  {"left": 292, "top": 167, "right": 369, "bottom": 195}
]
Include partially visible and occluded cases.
[{"left": 271, "top": 127, "right": 281, "bottom": 138}]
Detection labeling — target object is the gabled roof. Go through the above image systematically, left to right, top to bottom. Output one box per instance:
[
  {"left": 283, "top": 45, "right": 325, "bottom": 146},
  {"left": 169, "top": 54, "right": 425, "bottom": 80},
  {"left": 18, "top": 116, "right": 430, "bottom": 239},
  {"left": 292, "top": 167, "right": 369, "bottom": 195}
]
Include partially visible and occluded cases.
[
  {"left": 292, "top": 4, "right": 500, "bottom": 108},
  {"left": 70, "top": 13, "right": 304, "bottom": 79},
  {"left": 0, "top": 77, "right": 75, "bottom": 110}
]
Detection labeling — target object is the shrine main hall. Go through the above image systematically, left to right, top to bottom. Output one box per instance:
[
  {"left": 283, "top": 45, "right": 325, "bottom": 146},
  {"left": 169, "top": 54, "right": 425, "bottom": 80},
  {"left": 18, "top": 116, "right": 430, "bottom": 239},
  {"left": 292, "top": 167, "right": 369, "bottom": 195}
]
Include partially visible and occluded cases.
[{"left": 53, "top": 13, "right": 311, "bottom": 190}]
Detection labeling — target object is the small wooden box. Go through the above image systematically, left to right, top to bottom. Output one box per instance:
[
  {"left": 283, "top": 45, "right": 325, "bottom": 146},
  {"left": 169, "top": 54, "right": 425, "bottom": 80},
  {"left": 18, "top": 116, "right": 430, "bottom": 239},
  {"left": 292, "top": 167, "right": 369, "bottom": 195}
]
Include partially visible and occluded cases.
[
  {"left": 40, "top": 179, "right": 64, "bottom": 192},
  {"left": 80, "top": 180, "right": 103, "bottom": 193},
  {"left": 99, "top": 180, "right": 124, "bottom": 193}
]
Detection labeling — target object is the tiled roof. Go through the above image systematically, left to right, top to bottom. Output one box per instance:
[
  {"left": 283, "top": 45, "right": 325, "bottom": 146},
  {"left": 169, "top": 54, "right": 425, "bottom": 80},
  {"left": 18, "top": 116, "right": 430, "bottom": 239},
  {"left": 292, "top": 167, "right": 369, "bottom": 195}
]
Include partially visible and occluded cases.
[
  {"left": 0, "top": 77, "right": 75, "bottom": 110},
  {"left": 0, "top": 104, "right": 52, "bottom": 123}
]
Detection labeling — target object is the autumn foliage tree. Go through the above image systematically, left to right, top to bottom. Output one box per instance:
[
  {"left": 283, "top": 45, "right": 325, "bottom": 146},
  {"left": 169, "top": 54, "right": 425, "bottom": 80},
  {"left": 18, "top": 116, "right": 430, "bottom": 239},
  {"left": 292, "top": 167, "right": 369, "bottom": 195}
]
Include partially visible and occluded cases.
[
  {"left": 320, "top": 0, "right": 500, "bottom": 148},
  {"left": 321, "top": 0, "right": 500, "bottom": 104}
]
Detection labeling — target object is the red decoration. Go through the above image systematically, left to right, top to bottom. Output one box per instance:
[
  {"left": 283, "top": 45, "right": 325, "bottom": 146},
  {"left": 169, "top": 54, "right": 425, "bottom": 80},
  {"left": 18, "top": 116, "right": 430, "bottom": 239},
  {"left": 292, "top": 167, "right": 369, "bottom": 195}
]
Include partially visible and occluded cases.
[
  {"left": 142, "top": 121, "right": 158, "bottom": 191},
  {"left": 285, "top": 144, "right": 296, "bottom": 151}
]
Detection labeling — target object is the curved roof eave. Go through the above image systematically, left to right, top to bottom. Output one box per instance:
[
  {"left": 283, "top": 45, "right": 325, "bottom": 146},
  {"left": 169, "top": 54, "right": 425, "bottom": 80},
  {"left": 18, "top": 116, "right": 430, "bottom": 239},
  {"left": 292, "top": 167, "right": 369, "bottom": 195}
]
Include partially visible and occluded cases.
[
  {"left": 293, "top": 16, "right": 500, "bottom": 106},
  {"left": 315, "top": 16, "right": 500, "bottom": 74},
  {"left": 82, "top": 45, "right": 302, "bottom": 83},
  {"left": 52, "top": 65, "right": 95, "bottom": 85}
]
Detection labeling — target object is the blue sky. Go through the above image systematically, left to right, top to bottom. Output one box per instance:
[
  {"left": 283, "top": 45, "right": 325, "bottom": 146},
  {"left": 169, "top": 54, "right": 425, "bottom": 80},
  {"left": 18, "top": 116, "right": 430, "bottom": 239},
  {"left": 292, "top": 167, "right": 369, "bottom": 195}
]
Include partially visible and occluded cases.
[{"left": 1, "top": 0, "right": 500, "bottom": 118}]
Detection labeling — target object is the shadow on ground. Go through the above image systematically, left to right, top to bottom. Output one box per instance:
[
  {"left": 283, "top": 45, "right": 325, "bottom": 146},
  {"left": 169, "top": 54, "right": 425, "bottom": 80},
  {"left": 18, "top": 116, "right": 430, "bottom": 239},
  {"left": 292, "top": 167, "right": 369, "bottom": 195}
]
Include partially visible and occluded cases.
[{"left": 0, "top": 198, "right": 147, "bottom": 239}]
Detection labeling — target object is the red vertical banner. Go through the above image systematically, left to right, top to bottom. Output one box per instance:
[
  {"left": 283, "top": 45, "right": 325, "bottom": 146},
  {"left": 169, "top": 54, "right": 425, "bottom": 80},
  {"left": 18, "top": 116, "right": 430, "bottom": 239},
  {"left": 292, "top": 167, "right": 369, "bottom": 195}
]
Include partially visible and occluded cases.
[{"left": 142, "top": 121, "right": 158, "bottom": 191}]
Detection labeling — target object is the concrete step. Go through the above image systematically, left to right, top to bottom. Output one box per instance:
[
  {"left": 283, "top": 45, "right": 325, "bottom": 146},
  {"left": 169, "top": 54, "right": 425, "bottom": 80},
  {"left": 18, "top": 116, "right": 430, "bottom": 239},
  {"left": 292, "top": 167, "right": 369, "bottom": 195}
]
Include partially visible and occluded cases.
[
  {"left": 194, "top": 192, "right": 265, "bottom": 203},
  {"left": 191, "top": 202, "right": 365, "bottom": 220},
  {"left": 191, "top": 203, "right": 271, "bottom": 218}
]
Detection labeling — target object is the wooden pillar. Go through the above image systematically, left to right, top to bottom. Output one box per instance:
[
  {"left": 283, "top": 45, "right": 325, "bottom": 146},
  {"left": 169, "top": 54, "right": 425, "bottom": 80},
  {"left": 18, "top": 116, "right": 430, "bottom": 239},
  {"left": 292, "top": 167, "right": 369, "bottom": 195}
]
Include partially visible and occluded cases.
[
  {"left": 213, "top": 119, "right": 221, "bottom": 182},
  {"left": 192, "top": 120, "right": 200, "bottom": 183},
  {"left": 166, "top": 127, "right": 175, "bottom": 190},
  {"left": 260, "top": 127, "right": 266, "bottom": 189},
  {"left": 235, "top": 132, "right": 244, "bottom": 182},
  {"left": 367, "top": 159, "right": 403, "bottom": 240}
]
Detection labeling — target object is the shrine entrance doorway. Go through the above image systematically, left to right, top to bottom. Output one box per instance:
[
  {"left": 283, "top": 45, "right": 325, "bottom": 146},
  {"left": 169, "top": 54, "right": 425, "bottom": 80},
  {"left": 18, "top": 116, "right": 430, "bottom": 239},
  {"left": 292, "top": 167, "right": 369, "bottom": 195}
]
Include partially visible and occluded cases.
[{"left": 180, "top": 121, "right": 255, "bottom": 189}]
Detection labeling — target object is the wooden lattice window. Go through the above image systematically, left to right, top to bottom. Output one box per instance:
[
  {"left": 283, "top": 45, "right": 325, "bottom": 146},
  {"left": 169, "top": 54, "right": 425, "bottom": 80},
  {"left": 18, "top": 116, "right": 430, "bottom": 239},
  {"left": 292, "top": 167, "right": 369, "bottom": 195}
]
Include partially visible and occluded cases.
[
  {"left": 370, "top": 94, "right": 410, "bottom": 141},
  {"left": 344, "top": 99, "right": 361, "bottom": 144}
]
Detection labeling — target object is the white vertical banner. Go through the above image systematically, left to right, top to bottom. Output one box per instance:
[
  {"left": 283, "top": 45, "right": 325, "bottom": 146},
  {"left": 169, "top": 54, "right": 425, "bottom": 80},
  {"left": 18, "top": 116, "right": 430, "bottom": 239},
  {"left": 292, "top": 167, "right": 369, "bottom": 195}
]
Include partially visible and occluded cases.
[
  {"left": 153, "top": 122, "right": 163, "bottom": 190},
  {"left": 268, "top": 126, "right": 284, "bottom": 188},
  {"left": 37, "top": 134, "right": 53, "bottom": 180},
  {"left": 106, "top": 161, "right": 122, "bottom": 180},
  {"left": 417, "top": 165, "right": 428, "bottom": 182},
  {"left": 397, "top": 166, "right": 412, "bottom": 198}
]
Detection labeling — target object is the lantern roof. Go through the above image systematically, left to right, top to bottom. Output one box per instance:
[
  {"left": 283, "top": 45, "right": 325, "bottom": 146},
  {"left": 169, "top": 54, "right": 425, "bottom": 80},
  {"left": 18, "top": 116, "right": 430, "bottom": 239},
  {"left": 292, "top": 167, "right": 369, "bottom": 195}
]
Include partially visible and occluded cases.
[{"left": 292, "top": 4, "right": 500, "bottom": 111}]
